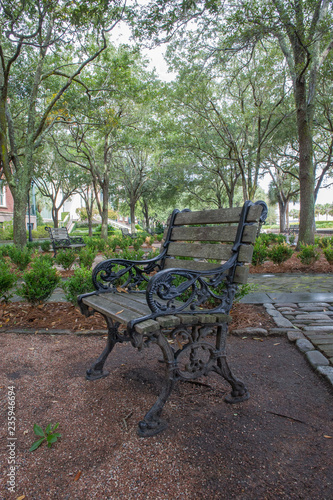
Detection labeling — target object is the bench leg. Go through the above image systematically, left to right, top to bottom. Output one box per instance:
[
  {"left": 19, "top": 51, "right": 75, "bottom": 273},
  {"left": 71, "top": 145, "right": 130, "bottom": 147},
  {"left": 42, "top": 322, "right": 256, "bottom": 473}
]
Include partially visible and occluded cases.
[
  {"left": 86, "top": 318, "right": 121, "bottom": 381},
  {"left": 215, "top": 324, "right": 250, "bottom": 404},
  {"left": 137, "top": 332, "right": 175, "bottom": 437}
]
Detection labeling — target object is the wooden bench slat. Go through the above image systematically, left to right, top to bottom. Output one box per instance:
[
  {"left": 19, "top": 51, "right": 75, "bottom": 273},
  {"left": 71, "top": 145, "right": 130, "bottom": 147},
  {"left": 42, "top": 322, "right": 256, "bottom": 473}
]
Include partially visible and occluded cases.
[
  {"left": 173, "top": 204, "right": 263, "bottom": 225},
  {"left": 170, "top": 225, "right": 258, "bottom": 243},
  {"left": 167, "top": 242, "right": 253, "bottom": 263},
  {"left": 97, "top": 292, "right": 152, "bottom": 316}
]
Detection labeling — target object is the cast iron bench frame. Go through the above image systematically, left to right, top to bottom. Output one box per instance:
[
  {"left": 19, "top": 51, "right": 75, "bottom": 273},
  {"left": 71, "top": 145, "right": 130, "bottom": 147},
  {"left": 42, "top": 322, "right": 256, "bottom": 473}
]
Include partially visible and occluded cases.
[
  {"left": 78, "top": 200, "right": 268, "bottom": 437},
  {"left": 44, "top": 226, "right": 86, "bottom": 256}
]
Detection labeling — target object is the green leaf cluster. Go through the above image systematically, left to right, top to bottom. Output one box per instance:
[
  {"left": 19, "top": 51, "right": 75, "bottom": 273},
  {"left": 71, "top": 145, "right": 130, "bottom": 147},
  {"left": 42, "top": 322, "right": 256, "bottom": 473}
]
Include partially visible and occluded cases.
[{"left": 29, "top": 423, "right": 61, "bottom": 452}]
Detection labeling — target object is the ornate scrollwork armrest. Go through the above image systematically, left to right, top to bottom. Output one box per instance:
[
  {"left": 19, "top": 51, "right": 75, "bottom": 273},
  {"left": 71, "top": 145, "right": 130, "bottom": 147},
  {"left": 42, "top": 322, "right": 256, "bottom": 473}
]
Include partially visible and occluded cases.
[
  {"left": 91, "top": 252, "right": 166, "bottom": 292},
  {"left": 145, "top": 255, "right": 238, "bottom": 317}
]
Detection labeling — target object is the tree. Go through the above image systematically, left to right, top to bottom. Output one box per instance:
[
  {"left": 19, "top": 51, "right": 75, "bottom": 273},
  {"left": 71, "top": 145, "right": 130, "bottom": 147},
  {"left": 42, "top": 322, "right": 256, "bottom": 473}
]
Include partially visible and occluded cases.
[
  {"left": 0, "top": 0, "right": 124, "bottom": 246},
  {"left": 134, "top": 0, "right": 333, "bottom": 246},
  {"left": 34, "top": 148, "right": 85, "bottom": 228}
]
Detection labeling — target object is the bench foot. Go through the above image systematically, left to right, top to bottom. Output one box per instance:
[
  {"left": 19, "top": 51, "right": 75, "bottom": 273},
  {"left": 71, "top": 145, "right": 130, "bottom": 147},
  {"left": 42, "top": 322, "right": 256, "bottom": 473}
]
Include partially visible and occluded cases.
[
  {"left": 86, "top": 368, "right": 110, "bottom": 381},
  {"left": 224, "top": 390, "right": 250, "bottom": 404},
  {"left": 137, "top": 418, "right": 168, "bottom": 438}
]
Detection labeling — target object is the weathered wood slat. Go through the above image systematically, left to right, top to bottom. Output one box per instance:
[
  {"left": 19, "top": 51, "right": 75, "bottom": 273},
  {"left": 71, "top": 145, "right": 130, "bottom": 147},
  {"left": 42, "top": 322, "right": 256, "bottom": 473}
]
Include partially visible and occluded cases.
[
  {"left": 174, "top": 205, "right": 263, "bottom": 225},
  {"left": 170, "top": 224, "right": 258, "bottom": 243},
  {"left": 167, "top": 242, "right": 253, "bottom": 263},
  {"left": 164, "top": 258, "right": 250, "bottom": 283},
  {"left": 97, "top": 292, "right": 151, "bottom": 316},
  {"left": 82, "top": 295, "right": 160, "bottom": 334}
]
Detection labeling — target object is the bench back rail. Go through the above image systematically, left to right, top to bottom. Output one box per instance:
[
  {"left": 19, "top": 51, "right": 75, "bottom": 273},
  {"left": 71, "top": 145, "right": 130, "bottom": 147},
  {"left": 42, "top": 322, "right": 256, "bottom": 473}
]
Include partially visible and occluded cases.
[{"left": 45, "top": 226, "right": 85, "bottom": 256}]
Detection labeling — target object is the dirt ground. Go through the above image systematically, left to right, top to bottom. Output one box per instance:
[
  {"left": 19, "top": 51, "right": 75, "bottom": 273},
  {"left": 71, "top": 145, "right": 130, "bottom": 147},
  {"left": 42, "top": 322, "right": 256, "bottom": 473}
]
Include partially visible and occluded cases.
[{"left": 1, "top": 331, "right": 332, "bottom": 499}]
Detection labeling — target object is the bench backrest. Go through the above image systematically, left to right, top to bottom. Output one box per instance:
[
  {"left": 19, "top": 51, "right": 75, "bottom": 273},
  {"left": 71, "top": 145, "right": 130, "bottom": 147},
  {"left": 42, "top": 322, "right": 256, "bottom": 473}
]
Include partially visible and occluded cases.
[
  {"left": 161, "top": 202, "right": 266, "bottom": 284},
  {"left": 48, "top": 227, "right": 70, "bottom": 241}
]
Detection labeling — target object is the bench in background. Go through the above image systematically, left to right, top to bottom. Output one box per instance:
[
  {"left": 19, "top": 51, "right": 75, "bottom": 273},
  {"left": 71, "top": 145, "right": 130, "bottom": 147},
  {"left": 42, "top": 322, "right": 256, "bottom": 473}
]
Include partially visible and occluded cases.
[{"left": 45, "top": 226, "right": 86, "bottom": 256}]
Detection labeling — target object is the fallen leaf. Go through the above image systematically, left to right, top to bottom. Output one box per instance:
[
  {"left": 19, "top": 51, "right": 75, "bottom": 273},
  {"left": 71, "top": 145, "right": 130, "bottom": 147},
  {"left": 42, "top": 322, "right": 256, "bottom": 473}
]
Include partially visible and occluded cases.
[
  {"left": 115, "top": 310, "right": 124, "bottom": 315},
  {"left": 253, "top": 338, "right": 264, "bottom": 342},
  {"left": 273, "top": 343, "right": 280, "bottom": 346},
  {"left": 28, "top": 348, "right": 35, "bottom": 351},
  {"left": 23, "top": 430, "right": 28, "bottom": 435},
  {"left": 324, "top": 435, "right": 332, "bottom": 439},
  {"left": 74, "top": 470, "right": 82, "bottom": 481},
  {"left": 16, "top": 496, "right": 26, "bottom": 500}
]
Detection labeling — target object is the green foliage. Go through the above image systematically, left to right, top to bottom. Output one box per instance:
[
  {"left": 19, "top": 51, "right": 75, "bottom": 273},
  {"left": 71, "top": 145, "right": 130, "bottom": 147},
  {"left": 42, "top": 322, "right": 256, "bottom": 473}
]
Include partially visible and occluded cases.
[
  {"left": 0, "top": 221, "right": 14, "bottom": 240},
  {"left": 156, "top": 234, "right": 164, "bottom": 242},
  {"left": 288, "top": 234, "right": 296, "bottom": 245},
  {"left": 317, "top": 236, "right": 333, "bottom": 249},
  {"left": 252, "top": 239, "right": 268, "bottom": 266},
  {"left": 40, "top": 240, "right": 51, "bottom": 252},
  {"left": 26, "top": 241, "right": 40, "bottom": 251},
  {"left": 268, "top": 243, "right": 293, "bottom": 264},
  {"left": 0, "top": 244, "right": 13, "bottom": 257},
  {"left": 297, "top": 245, "right": 320, "bottom": 266},
  {"left": 323, "top": 245, "right": 333, "bottom": 264},
  {"left": 8, "top": 246, "right": 32, "bottom": 271},
  {"left": 78, "top": 247, "right": 97, "bottom": 269},
  {"left": 55, "top": 248, "right": 77, "bottom": 270},
  {"left": 121, "top": 248, "right": 145, "bottom": 261},
  {"left": 37, "top": 252, "right": 54, "bottom": 267},
  {"left": 20, "top": 259, "right": 61, "bottom": 304},
  {"left": 0, "top": 261, "right": 17, "bottom": 303},
  {"left": 62, "top": 267, "right": 94, "bottom": 304},
  {"left": 234, "top": 283, "right": 257, "bottom": 303},
  {"left": 29, "top": 423, "right": 61, "bottom": 452}
]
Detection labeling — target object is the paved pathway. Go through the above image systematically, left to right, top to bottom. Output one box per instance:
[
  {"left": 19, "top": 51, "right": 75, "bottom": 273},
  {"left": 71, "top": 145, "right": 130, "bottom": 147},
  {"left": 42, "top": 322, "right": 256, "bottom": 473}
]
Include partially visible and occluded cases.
[{"left": 240, "top": 273, "right": 333, "bottom": 389}]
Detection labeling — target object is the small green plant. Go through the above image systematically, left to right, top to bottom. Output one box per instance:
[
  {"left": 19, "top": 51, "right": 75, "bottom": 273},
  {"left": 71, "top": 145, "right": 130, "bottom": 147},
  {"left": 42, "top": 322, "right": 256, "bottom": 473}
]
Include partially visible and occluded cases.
[
  {"left": 288, "top": 234, "right": 296, "bottom": 245},
  {"left": 40, "top": 240, "right": 51, "bottom": 252},
  {"left": 252, "top": 240, "right": 268, "bottom": 266},
  {"left": 268, "top": 243, "right": 294, "bottom": 264},
  {"left": 297, "top": 244, "right": 320, "bottom": 265},
  {"left": 323, "top": 245, "right": 333, "bottom": 263},
  {"left": 8, "top": 246, "right": 32, "bottom": 271},
  {"left": 78, "top": 247, "right": 97, "bottom": 269},
  {"left": 55, "top": 248, "right": 77, "bottom": 270},
  {"left": 20, "top": 259, "right": 61, "bottom": 304},
  {"left": 0, "top": 261, "right": 17, "bottom": 303},
  {"left": 62, "top": 266, "right": 94, "bottom": 304},
  {"left": 234, "top": 283, "right": 258, "bottom": 302},
  {"left": 29, "top": 423, "right": 61, "bottom": 451}
]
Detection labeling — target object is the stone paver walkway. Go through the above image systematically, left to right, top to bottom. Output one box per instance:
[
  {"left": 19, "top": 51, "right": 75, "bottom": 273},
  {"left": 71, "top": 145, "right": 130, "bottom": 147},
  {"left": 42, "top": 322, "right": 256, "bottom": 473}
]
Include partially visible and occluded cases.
[{"left": 240, "top": 274, "right": 333, "bottom": 389}]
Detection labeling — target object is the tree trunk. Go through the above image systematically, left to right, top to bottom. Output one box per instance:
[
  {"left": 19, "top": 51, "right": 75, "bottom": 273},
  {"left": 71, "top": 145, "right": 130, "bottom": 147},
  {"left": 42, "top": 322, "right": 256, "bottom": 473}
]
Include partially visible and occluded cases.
[
  {"left": 295, "top": 78, "right": 315, "bottom": 248},
  {"left": 101, "top": 180, "right": 109, "bottom": 240},
  {"left": 12, "top": 188, "right": 28, "bottom": 248},
  {"left": 142, "top": 199, "right": 150, "bottom": 229},
  {"left": 130, "top": 200, "right": 136, "bottom": 234},
  {"left": 279, "top": 200, "right": 287, "bottom": 233},
  {"left": 52, "top": 206, "right": 60, "bottom": 228}
]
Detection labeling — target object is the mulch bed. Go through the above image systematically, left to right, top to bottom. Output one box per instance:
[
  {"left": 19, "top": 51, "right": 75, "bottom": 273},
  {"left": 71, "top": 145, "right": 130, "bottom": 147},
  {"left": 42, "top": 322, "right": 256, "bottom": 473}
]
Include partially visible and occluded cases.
[{"left": 0, "top": 302, "right": 275, "bottom": 333}]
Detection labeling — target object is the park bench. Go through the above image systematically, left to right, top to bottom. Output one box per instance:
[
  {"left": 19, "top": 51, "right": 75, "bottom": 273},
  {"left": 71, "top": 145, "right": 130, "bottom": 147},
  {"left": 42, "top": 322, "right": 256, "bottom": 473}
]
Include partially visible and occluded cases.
[
  {"left": 78, "top": 200, "right": 268, "bottom": 437},
  {"left": 45, "top": 226, "right": 86, "bottom": 256}
]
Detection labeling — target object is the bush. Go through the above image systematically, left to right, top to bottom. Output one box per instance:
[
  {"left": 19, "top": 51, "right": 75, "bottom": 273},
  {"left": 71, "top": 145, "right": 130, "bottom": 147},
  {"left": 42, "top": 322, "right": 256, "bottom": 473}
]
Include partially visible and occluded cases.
[
  {"left": 0, "top": 221, "right": 14, "bottom": 240},
  {"left": 318, "top": 236, "right": 332, "bottom": 249},
  {"left": 40, "top": 240, "right": 51, "bottom": 252},
  {"left": 252, "top": 240, "right": 268, "bottom": 266},
  {"left": 268, "top": 243, "right": 293, "bottom": 264},
  {"left": 0, "top": 244, "right": 14, "bottom": 258},
  {"left": 297, "top": 245, "right": 320, "bottom": 265},
  {"left": 323, "top": 245, "right": 333, "bottom": 263},
  {"left": 8, "top": 246, "right": 32, "bottom": 271},
  {"left": 78, "top": 247, "right": 97, "bottom": 269},
  {"left": 55, "top": 248, "right": 77, "bottom": 270},
  {"left": 20, "top": 260, "right": 61, "bottom": 304},
  {"left": 0, "top": 261, "right": 17, "bottom": 303},
  {"left": 62, "top": 267, "right": 94, "bottom": 304}
]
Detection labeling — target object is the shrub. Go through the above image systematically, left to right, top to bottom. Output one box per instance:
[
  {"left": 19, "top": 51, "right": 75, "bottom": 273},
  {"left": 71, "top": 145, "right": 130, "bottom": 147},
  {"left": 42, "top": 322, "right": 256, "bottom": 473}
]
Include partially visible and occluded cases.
[
  {"left": 0, "top": 221, "right": 14, "bottom": 240},
  {"left": 288, "top": 234, "right": 296, "bottom": 245},
  {"left": 318, "top": 236, "right": 332, "bottom": 249},
  {"left": 40, "top": 240, "right": 51, "bottom": 252},
  {"left": 252, "top": 240, "right": 268, "bottom": 266},
  {"left": 26, "top": 241, "right": 40, "bottom": 251},
  {"left": 268, "top": 243, "right": 293, "bottom": 264},
  {"left": 0, "top": 244, "right": 13, "bottom": 258},
  {"left": 297, "top": 245, "right": 320, "bottom": 265},
  {"left": 323, "top": 245, "right": 333, "bottom": 264},
  {"left": 8, "top": 246, "right": 32, "bottom": 271},
  {"left": 78, "top": 247, "right": 97, "bottom": 269},
  {"left": 55, "top": 248, "right": 77, "bottom": 270},
  {"left": 36, "top": 252, "right": 54, "bottom": 267},
  {"left": 20, "top": 260, "right": 61, "bottom": 304},
  {"left": 0, "top": 261, "right": 17, "bottom": 303},
  {"left": 62, "top": 266, "right": 94, "bottom": 304}
]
